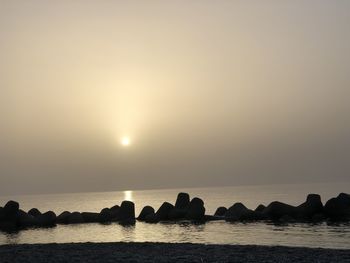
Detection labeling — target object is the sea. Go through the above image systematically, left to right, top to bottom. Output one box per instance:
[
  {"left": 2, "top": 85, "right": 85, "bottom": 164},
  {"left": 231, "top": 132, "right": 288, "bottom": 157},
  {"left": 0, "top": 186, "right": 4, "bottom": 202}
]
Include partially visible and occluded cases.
[{"left": 1, "top": 182, "right": 350, "bottom": 249}]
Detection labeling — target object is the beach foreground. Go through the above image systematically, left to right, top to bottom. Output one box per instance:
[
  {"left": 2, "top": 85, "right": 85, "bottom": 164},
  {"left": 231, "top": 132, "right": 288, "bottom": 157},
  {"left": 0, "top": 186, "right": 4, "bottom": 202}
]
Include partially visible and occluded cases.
[{"left": 1, "top": 242, "right": 350, "bottom": 263}]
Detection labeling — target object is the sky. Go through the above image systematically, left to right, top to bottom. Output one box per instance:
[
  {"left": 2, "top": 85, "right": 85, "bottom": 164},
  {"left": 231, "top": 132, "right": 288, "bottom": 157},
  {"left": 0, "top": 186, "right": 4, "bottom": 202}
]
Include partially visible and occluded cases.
[{"left": 1, "top": 0, "right": 350, "bottom": 195}]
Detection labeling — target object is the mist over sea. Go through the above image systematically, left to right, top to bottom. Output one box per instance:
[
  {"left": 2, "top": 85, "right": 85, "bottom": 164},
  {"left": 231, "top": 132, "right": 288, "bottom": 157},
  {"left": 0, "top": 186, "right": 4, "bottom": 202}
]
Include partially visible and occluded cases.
[{"left": 1, "top": 182, "right": 350, "bottom": 249}]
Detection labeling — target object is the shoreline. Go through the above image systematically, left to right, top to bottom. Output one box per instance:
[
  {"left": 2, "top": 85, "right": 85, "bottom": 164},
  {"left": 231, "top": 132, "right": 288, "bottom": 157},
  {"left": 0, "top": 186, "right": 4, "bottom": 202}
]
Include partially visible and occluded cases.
[{"left": 1, "top": 242, "right": 350, "bottom": 263}]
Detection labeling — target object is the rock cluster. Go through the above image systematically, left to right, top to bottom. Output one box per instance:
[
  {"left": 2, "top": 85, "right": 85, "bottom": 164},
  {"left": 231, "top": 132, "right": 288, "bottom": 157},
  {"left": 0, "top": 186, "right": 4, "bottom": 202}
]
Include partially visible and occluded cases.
[
  {"left": 1, "top": 192, "right": 349, "bottom": 231},
  {"left": 137, "top": 192, "right": 206, "bottom": 223},
  {"left": 213, "top": 193, "right": 350, "bottom": 223},
  {"left": 0, "top": 200, "right": 135, "bottom": 231}
]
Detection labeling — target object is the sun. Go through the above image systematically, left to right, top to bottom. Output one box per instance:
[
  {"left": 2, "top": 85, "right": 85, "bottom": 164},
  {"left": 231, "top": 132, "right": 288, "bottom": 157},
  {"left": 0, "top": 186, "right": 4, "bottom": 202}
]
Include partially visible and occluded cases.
[{"left": 120, "top": 136, "right": 131, "bottom": 146}]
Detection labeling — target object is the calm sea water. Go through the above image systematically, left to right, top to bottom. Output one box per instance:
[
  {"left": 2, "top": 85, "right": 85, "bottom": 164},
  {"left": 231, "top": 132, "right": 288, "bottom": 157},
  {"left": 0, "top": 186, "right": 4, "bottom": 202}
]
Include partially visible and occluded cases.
[{"left": 1, "top": 182, "right": 350, "bottom": 249}]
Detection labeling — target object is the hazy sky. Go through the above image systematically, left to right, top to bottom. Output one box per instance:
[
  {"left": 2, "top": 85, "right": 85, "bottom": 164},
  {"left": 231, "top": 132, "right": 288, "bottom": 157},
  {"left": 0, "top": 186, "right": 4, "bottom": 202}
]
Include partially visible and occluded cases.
[{"left": 1, "top": 1, "right": 350, "bottom": 195}]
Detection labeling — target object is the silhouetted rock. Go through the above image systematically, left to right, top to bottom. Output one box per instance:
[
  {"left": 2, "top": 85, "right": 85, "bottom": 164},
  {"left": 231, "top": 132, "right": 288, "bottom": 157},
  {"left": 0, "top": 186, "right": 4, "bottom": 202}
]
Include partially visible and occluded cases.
[
  {"left": 175, "top": 193, "right": 190, "bottom": 209},
  {"left": 324, "top": 193, "right": 350, "bottom": 220},
  {"left": 296, "top": 194, "right": 323, "bottom": 220},
  {"left": 186, "top": 198, "right": 205, "bottom": 220},
  {"left": 3, "top": 200, "right": 19, "bottom": 221},
  {"left": 115, "top": 201, "right": 135, "bottom": 223},
  {"left": 263, "top": 201, "right": 296, "bottom": 220},
  {"left": 155, "top": 202, "right": 174, "bottom": 221},
  {"left": 225, "top": 203, "right": 256, "bottom": 221},
  {"left": 255, "top": 204, "right": 266, "bottom": 213},
  {"left": 110, "top": 205, "right": 120, "bottom": 218},
  {"left": 138, "top": 206, "right": 155, "bottom": 221},
  {"left": 0, "top": 207, "right": 4, "bottom": 221},
  {"left": 214, "top": 207, "right": 227, "bottom": 216},
  {"left": 28, "top": 208, "right": 42, "bottom": 218},
  {"left": 99, "top": 208, "right": 112, "bottom": 223},
  {"left": 168, "top": 208, "right": 187, "bottom": 220},
  {"left": 18, "top": 210, "right": 37, "bottom": 227},
  {"left": 37, "top": 211, "right": 56, "bottom": 226},
  {"left": 56, "top": 211, "right": 71, "bottom": 224},
  {"left": 67, "top": 212, "right": 84, "bottom": 224},
  {"left": 81, "top": 212, "right": 100, "bottom": 223},
  {"left": 145, "top": 213, "right": 158, "bottom": 223},
  {"left": 312, "top": 213, "right": 325, "bottom": 222},
  {"left": 279, "top": 214, "right": 296, "bottom": 223}
]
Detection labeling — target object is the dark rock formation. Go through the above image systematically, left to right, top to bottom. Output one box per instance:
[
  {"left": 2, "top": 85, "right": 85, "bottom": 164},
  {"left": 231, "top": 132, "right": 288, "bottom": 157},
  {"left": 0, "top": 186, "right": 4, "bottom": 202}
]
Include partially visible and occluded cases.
[
  {"left": 175, "top": 193, "right": 190, "bottom": 209},
  {"left": 324, "top": 193, "right": 350, "bottom": 220},
  {"left": 296, "top": 194, "right": 323, "bottom": 220},
  {"left": 186, "top": 198, "right": 205, "bottom": 220},
  {"left": 3, "top": 200, "right": 19, "bottom": 221},
  {"left": 116, "top": 201, "right": 135, "bottom": 222},
  {"left": 263, "top": 201, "right": 296, "bottom": 221},
  {"left": 155, "top": 202, "right": 174, "bottom": 221},
  {"left": 225, "top": 203, "right": 256, "bottom": 221},
  {"left": 255, "top": 204, "right": 266, "bottom": 213},
  {"left": 110, "top": 205, "right": 120, "bottom": 218},
  {"left": 138, "top": 206, "right": 155, "bottom": 221},
  {"left": 214, "top": 207, "right": 227, "bottom": 217},
  {"left": 28, "top": 208, "right": 42, "bottom": 218},
  {"left": 99, "top": 208, "right": 112, "bottom": 223},
  {"left": 168, "top": 208, "right": 187, "bottom": 220},
  {"left": 18, "top": 210, "right": 37, "bottom": 227},
  {"left": 37, "top": 211, "right": 56, "bottom": 226},
  {"left": 56, "top": 211, "right": 71, "bottom": 224},
  {"left": 67, "top": 212, "right": 84, "bottom": 224},
  {"left": 81, "top": 212, "right": 100, "bottom": 223},
  {"left": 145, "top": 213, "right": 158, "bottom": 223}
]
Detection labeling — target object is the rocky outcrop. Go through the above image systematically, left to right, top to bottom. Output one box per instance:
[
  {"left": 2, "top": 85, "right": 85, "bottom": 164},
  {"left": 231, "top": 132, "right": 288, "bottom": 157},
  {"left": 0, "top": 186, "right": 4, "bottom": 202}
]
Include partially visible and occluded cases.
[
  {"left": 175, "top": 193, "right": 190, "bottom": 209},
  {"left": 324, "top": 193, "right": 350, "bottom": 220},
  {"left": 295, "top": 194, "right": 323, "bottom": 220},
  {"left": 186, "top": 198, "right": 205, "bottom": 220},
  {"left": 262, "top": 201, "right": 296, "bottom": 221},
  {"left": 155, "top": 202, "right": 174, "bottom": 221},
  {"left": 225, "top": 203, "right": 259, "bottom": 221},
  {"left": 138, "top": 206, "right": 155, "bottom": 221},
  {"left": 214, "top": 207, "right": 227, "bottom": 217},
  {"left": 28, "top": 208, "right": 42, "bottom": 218},
  {"left": 37, "top": 211, "right": 56, "bottom": 226},
  {"left": 56, "top": 211, "right": 71, "bottom": 224},
  {"left": 67, "top": 212, "right": 84, "bottom": 224},
  {"left": 81, "top": 212, "right": 100, "bottom": 223}
]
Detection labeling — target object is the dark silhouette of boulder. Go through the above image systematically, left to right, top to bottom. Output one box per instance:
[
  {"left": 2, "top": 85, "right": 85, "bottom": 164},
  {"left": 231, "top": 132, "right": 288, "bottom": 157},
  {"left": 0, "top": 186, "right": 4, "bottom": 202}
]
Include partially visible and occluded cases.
[
  {"left": 175, "top": 193, "right": 190, "bottom": 209},
  {"left": 324, "top": 193, "right": 350, "bottom": 220},
  {"left": 296, "top": 194, "right": 323, "bottom": 220},
  {"left": 186, "top": 198, "right": 205, "bottom": 220},
  {"left": 3, "top": 200, "right": 19, "bottom": 221},
  {"left": 115, "top": 201, "right": 135, "bottom": 222},
  {"left": 263, "top": 201, "right": 296, "bottom": 220},
  {"left": 155, "top": 202, "right": 174, "bottom": 221},
  {"left": 225, "top": 203, "right": 257, "bottom": 221},
  {"left": 255, "top": 204, "right": 266, "bottom": 213},
  {"left": 110, "top": 205, "right": 120, "bottom": 218},
  {"left": 138, "top": 206, "right": 155, "bottom": 221},
  {"left": 168, "top": 207, "right": 187, "bottom": 220},
  {"left": 214, "top": 207, "right": 227, "bottom": 216},
  {"left": 28, "top": 208, "right": 42, "bottom": 218},
  {"left": 99, "top": 208, "right": 112, "bottom": 222},
  {"left": 18, "top": 210, "right": 37, "bottom": 227},
  {"left": 37, "top": 211, "right": 56, "bottom": 226},
  {"left": 56, "top": 211, "right": 71, "bottom": 224},
  {"left": 67, "top": 212, "right": 84, "bottom": 224},
  {"left": 81, "top": 212, "right": 100, "bottom": 223},
  {"left": 145, "top": 213, "right": 159, "bottom": 223},
  {"left": 312, "top": 213, "right": 325, "bottom": 222}
]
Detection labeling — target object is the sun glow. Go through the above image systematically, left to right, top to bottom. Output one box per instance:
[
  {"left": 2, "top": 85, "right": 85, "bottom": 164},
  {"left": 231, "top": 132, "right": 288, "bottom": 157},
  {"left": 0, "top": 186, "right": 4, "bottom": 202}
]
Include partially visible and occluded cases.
[{"left": 121, "top": 136, "right": 131, "bottom": 146}]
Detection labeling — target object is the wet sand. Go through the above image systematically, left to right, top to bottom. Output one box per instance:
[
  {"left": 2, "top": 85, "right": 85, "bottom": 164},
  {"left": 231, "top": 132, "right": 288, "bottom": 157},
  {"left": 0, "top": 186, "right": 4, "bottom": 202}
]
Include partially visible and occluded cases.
[{"left": 0, "top": 242, "right": 350, "bottom": 262}]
